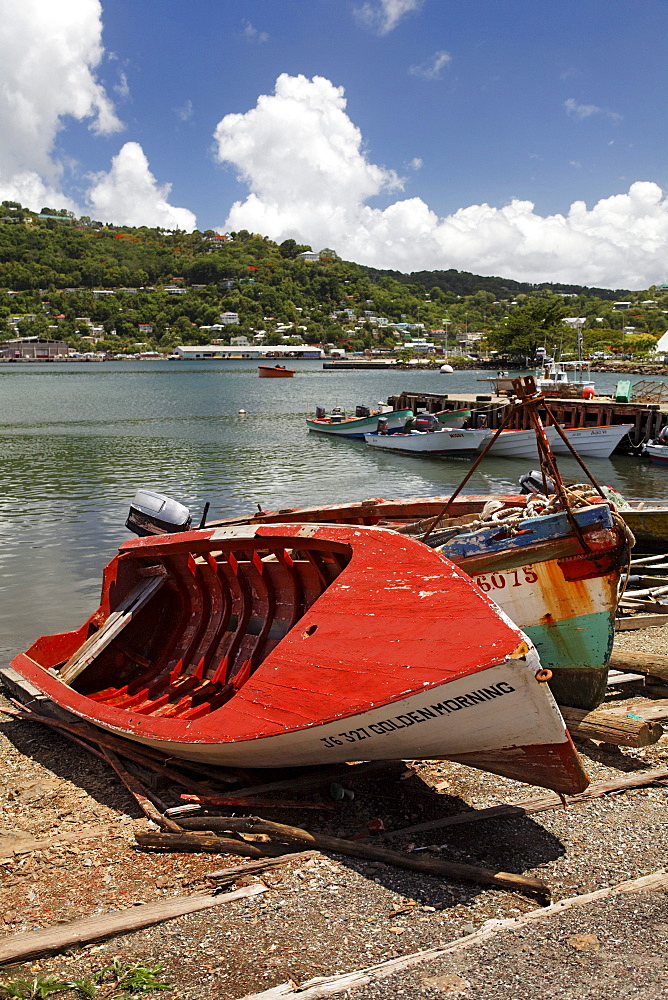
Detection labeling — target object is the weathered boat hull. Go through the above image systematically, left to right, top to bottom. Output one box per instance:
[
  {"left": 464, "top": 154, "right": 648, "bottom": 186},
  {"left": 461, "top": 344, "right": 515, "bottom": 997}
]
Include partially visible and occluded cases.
[
  {"left": 306, "top": 408, "right": 412, "bottom": 437},
  {"left": 208, "top": 496, "right": 630, "bottom": 711},
  {"left": 10, "top": 523, "right": 588, "bottom": 794}
]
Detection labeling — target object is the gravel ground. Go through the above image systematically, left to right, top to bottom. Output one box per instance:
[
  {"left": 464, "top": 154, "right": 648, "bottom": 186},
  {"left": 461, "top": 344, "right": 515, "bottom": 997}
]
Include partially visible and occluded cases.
[{"left": 1, "top": 628, "right": 667, "bottom": 1000}]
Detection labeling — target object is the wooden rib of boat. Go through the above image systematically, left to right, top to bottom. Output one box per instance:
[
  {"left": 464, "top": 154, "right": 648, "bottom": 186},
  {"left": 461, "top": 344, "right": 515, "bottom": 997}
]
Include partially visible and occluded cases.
[
  {"left": 258, "top": 365, "right": 294, "bottom": 377},
  {"left": 364, "top": 428, "right": 488, "bottom": 455},
  {"left": 207, "top": 494, "right": 631, "bottom": 711},
  {"left": 9, "top": 523, "right": 587, "bottom": 793}
]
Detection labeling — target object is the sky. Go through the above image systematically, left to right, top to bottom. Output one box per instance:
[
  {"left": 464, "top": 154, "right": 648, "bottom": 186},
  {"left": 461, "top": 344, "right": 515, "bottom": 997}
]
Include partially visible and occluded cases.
[{"left": 1, "top": 0, "right": 668, "bottom": 289}]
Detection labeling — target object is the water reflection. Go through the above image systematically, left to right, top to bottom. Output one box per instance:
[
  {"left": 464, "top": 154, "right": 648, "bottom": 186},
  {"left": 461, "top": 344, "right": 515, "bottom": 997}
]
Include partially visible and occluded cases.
[{"left": 1, "top": 360, "right": 667, "bottom": 659}]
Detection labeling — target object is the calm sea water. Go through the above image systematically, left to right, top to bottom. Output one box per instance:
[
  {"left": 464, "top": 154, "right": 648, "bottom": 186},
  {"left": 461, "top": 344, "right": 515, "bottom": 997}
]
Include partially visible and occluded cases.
[{"left": 1, "top": 359, "right": 666, "bottom": 660}]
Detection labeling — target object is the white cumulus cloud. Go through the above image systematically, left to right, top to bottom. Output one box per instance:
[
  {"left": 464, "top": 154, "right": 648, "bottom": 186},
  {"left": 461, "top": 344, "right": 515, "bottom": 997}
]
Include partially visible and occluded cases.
[
  {"left": 0, "top": 0, "right": 122, "bottom": 205},
  {"left": 354, "top": 0, "right": 424, "bottom": 34},
  {"left": 213, "top": 73, "right": 668, "bottom": 287},
  {"left": 87, "top": 142, "right": 197, "bottom": 229}
]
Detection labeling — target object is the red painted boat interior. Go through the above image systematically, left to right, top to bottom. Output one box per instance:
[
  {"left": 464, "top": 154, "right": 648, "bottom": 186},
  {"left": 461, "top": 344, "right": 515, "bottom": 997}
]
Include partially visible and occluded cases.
[{"left": 14, "top": 524, "right": 529, "bottom": 742}]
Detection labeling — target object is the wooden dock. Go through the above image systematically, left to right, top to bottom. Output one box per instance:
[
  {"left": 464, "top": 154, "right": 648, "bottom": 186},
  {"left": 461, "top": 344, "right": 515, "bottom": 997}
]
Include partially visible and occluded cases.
[{"left": 386, "top": 390, "right": 668, "bottom": 449}]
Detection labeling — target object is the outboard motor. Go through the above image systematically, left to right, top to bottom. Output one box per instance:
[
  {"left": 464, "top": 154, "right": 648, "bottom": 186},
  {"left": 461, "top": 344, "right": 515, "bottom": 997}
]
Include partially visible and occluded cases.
[
  {"left": 315, "top": 405, "right": 326, "bottom": 419},
  {"left": 355, "top": 405, "right": 371, "bottom": 418},
  {"left": 414, "top": 412, "right": 438, "bottom": 433},
  {"left": 377, "top": 415, "right": 390, "bottom": 434},
  {"left": 519, "top": 471, "right": 555, "bottom": 496},
  {"left": 126, "top": 489, "right": 192, "bottom": 537}
]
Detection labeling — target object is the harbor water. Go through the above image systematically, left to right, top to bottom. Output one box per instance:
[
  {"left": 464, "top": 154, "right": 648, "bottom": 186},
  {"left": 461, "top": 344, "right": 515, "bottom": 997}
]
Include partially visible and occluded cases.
[{"left": 1, "top": 359, "right": 666, "bottom": 661}]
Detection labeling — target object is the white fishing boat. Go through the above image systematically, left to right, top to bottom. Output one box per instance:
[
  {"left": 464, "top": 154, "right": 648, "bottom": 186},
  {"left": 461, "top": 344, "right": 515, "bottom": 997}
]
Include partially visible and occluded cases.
[
  {"left": 536, "top": 361, "right": 596, "bottom": 398},
  {"left": 551, "top": 423, "right": 634, "bottom": 459},
  {"left": 483, "top": 426, "right": 561, "bottom": 460},
  {"left": 364, "top": 427, "right": 489, "bottom": 455}
]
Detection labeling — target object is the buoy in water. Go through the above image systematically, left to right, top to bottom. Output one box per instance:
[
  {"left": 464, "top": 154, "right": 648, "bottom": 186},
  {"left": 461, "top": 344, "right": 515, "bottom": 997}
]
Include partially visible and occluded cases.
[
  {"left": 440, "top": 363, "right": 454, "bottom": 373},
  {"left": 238, "top": 408, "right": 246, "bottom": 414}
]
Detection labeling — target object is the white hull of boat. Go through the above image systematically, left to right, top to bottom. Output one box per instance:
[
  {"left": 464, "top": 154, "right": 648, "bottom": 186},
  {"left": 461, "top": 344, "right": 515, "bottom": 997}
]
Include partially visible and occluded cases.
[
  {"left": 551, "top": 423, "right": 633, "bottom": 459},
  {"left": 484, "top": 426, "right": 560, "bottom": 459},
  {"left": 365, "top": 428, "right": 488, "bottom": 454},
  {"left": 94, "top": 652, "right": 575, "bottom": 771}
]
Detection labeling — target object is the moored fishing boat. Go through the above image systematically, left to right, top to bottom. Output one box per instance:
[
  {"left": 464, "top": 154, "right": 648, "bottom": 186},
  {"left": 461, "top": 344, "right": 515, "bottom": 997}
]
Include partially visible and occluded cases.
[
  {"left": 306, "top": 405, "right": 412, "bottom": 437},
  {"left": 551, "top": 423, "right": 634, "bottom": 459},
  {"left": 364, "top": 427, "right": 488, "bottom": 456},
  {"left": 8, "top": 523, "right": 587, "bottom": 793}
]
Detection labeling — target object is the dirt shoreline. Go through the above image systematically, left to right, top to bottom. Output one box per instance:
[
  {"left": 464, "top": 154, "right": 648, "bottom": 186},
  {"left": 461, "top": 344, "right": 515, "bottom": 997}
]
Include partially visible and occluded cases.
[{"left": 1, "top": 630, "right": 666, "bottom": 999}]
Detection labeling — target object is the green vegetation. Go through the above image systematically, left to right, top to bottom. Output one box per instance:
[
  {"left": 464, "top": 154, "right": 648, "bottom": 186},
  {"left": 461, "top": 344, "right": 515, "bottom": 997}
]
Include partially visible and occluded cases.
[
  {"left": 1, "top": 201, "right": 667, "bottom": 359},
  {"left": 0, "top": 958, "right": 171, "bottom": 999}
]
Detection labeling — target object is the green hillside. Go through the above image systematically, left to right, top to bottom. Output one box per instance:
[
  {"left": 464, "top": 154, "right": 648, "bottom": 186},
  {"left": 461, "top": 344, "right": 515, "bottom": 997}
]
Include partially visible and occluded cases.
[{"left": 0, "top": 202, "right": 665, "bottom": 358}]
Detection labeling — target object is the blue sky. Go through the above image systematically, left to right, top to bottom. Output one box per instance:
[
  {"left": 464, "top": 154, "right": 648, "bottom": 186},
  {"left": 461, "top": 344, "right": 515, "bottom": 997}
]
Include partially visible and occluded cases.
[{"left": 1, "top": 0, "right": 668, "bottom": 287}]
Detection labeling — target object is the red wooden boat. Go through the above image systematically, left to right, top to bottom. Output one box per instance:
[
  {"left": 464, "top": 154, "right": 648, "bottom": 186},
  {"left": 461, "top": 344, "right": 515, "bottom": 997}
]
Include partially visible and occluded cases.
[
  {"left": 258, "top": 365, "right": 294, "bottom": 377},
  {"left": 10, "top": 523, "right": 587, "bottom": 793}
]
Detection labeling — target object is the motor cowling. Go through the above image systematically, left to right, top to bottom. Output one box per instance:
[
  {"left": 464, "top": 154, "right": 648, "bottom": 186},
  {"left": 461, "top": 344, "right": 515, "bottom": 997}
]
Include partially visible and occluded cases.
[
  {"left": 355, "top": 405, "right": 371, "bottom": 418},
  {"left": 414, "top": 412, "right": 438, "bottom": 433},
  {"left": 126, "top": 489, "right": 192, "bottom": 537}
]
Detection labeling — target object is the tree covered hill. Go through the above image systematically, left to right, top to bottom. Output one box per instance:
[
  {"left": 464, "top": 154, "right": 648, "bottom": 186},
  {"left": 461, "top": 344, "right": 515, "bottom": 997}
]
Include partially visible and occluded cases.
[{"left": 0, "top": 203, "right": 664, "bottom": 357}]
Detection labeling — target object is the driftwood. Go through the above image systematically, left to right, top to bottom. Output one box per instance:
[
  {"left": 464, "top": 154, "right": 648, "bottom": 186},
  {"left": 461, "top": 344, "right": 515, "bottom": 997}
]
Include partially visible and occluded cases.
[
  {"left": 610, "top": 648, "right": 668, "bottom": 682},
  {"left": 560, "top": 704, "right": 664, "bottom": 746},
  {"left": 101, "top": 748, "right": 183, "bottom": 832},
  {"left": 382, "top": 765, "right": 668, "bottom": 839},
  {"left": 181, "top": 793, "right": 335, "bottom": 811},
  {"left": 137, "top": 818, "right": 551, "bottom": 899},
  {"left": 138, "top": 832, "right": 293, "bottom": 858},
  {"left": 206, "top": 850, "right": 320, "bottom": 883},
  {"left": 239, "top": 871, "right": 668, "bottom": 1000},
  {"left": 0, "top": 883, "right": 267, "bottom": 966}
]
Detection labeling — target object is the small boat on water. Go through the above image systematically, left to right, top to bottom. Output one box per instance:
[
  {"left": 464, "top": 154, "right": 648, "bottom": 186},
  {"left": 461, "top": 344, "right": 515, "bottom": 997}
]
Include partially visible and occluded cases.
[
  {"left": 259, "top": 365, "right": 294, "bottom": 377},
  {"left": 306, "top": 405, "right": 412, "bottom": 437},
  {"left": 365, "top": 427, "right": 488, "bottom": 456},
  {"left": 483, "top": 427, "right": 561, "bottom": 460},
  {"left": 644, "top": 442, "right": 668, "bottom": 466},
  {"left": 8, "top": 522, "right": 587, "bottom": 793}
]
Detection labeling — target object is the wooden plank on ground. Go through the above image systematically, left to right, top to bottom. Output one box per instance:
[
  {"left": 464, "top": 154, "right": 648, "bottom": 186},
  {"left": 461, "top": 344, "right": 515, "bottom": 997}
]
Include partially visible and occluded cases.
[
  {"left": 615, "top": 614, "right": 668, "bottom": 631},
  {"left": 610, "top": 649, "right": 668, "bottom": 682},
  {"left": 0, "top": 824, "right": 117, "bottom": 860},
  {"left": 239, "top": 872, "right": 668, "bottom": 1000},
  {"left": 0, "top": 883, "right": 267, "bottom": 966}
]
